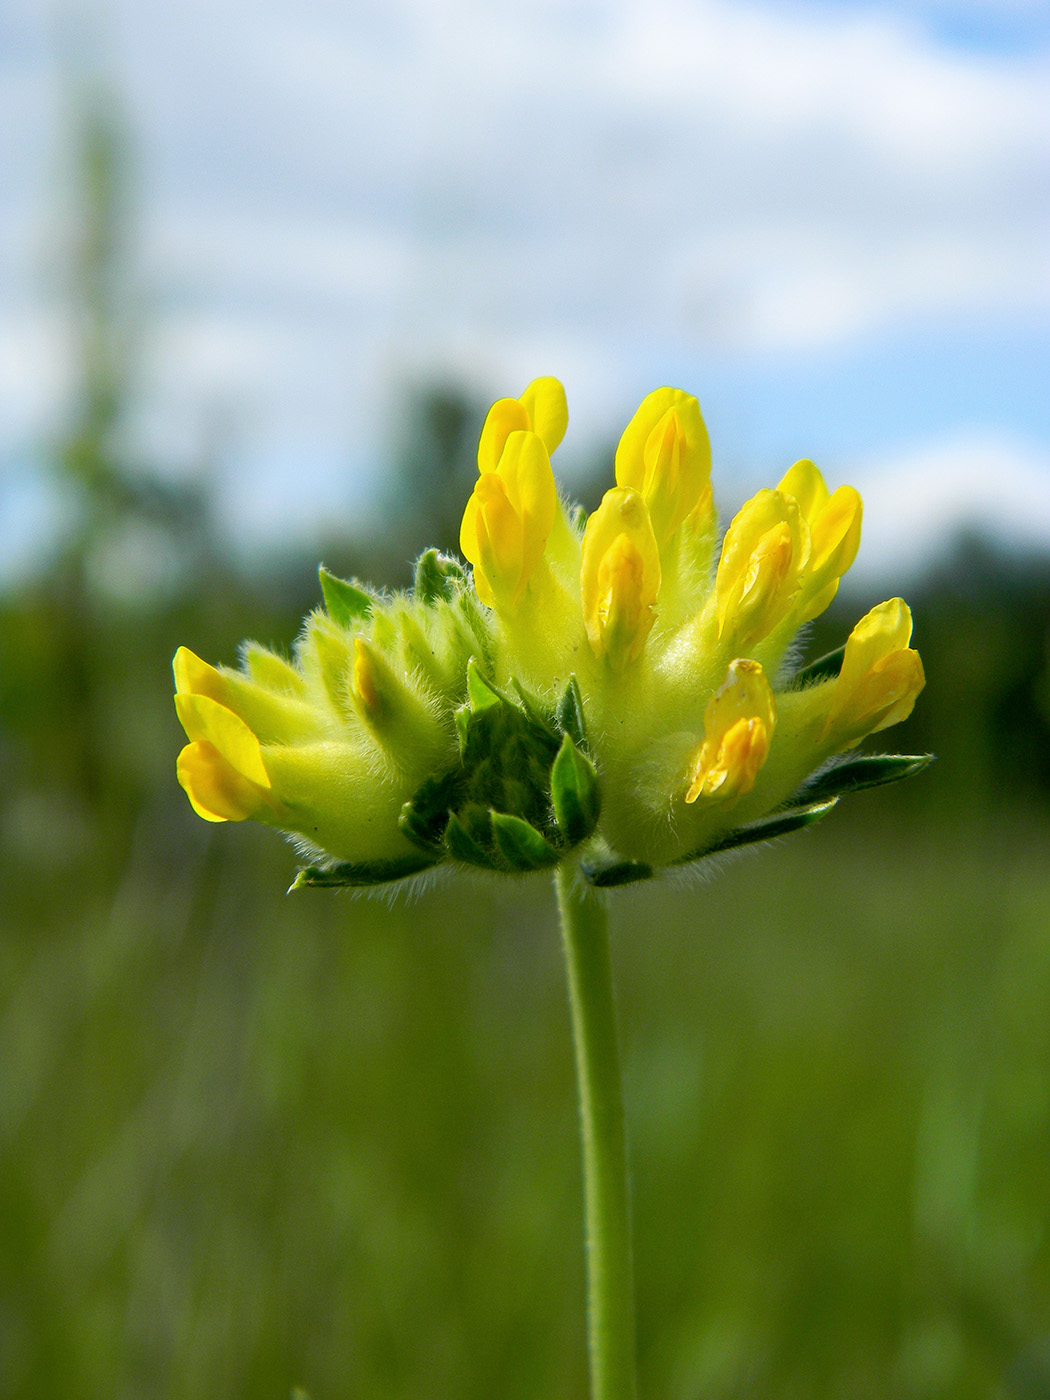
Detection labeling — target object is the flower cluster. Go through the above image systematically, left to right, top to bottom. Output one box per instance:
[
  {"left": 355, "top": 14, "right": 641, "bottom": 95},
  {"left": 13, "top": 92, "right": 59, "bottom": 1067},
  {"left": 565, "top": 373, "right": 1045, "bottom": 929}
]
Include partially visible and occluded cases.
[{"left": 174, "top": 379, "right": 927, "bottom": 888}]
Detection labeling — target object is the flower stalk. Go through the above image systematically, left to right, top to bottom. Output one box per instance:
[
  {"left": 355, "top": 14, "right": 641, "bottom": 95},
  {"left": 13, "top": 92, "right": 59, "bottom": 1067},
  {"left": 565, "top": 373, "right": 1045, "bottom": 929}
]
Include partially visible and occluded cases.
[{"left": 556, "top": 862, "right": 637, "bottom": 1400}]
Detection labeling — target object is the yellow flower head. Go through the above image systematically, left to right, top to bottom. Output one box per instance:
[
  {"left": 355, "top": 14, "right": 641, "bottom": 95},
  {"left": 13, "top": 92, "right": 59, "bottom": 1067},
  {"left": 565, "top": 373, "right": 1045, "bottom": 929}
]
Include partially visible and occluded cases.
[
  {"left": 175, "top": 379, "right": 928, "bottom": 888},
  {"left": 614, "top": 387, "right": 712, "bottom": 544},
  {"left": 460, "top": 429, "right": 558, "bottom": 607},
  {"left": 580, "top": 486, "right": 661, "bottom": 669},
  {"left": 715, "top": 489, "right": 808, "bottom": 648},
  {"left": 822, "top": 598, "right": 926, "bottom": 747},
  {"left": 685, "top": 659, "right": 776, "bottom": 805}
]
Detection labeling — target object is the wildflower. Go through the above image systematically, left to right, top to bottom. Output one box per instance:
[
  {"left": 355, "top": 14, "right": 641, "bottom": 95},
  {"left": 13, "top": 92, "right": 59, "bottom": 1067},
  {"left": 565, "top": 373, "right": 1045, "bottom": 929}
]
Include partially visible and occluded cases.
[
  {"left": 476, "top": 376, "right": 568, "bottom": 473},
  {"left": 174, "top": 379, "right": 928, "bottom": 888},
  {"left": 614, "top": 387, "right": 712, "bottom": 545},
  {"left": 459, "top": 429, "right": 557, "bottom": 607},
  {"left": 581, "top": 487, "right": 661, "bottom": 669},
  {"left": 714, "top": 488, "right": 808, "bottom": 650},
  {"left": 822, "top": 598, "right": 925, "bottom": 747},
  {"left": 685, "top": 659, "right": 776, "bottom": 806}
]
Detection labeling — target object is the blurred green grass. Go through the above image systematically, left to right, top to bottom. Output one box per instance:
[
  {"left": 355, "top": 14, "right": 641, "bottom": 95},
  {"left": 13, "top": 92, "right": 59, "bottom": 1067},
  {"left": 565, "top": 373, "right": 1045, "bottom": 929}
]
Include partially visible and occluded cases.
[{"left": 3, "top": 777, "right": 1049, "bottom": 1398}]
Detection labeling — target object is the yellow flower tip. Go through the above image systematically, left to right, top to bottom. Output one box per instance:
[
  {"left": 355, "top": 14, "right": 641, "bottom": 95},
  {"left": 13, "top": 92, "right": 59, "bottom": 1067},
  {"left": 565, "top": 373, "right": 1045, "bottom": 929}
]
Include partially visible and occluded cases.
[
  {"left": 519, "top": 376, "right": 568, "bottom": 455},
  {"left": 476, "top": 377, "right": 568, "bottom": 472},
  {"left": 615, "top": 387, "right": 712, "bottom": 543},
  {"left": 477, "top": 397, "right": 530, "bottom": 473},
  {"left": 460, "top": 429, "right": 557, "bottom": 610},
  {"left": 778, "top": 458, "right": 828, "bottom": 518},
  {"left": 779, "top": 461, "right": 864, "bottom": 624},
  {"left": 812, "top": 484, "right": 863, "bottom": 574},
  {"left": 581, "top": 486, "right": 661, "bottom": 668},
  {"left": 715, "top": 489, "right": 807, "bottom": 646},
  {"left": 823, "top": 598, "right": 926, "bottom": 745},
  {"left": 353, "top": 637, "right": 384, "bottom": 719},
  {"left": 173, "top": 645, "right": 227, "bottom": 701},
  {"left": 685, "top": 658, "right": 776, "bottom": 805},
  {"left": 174, "top": 687, "right": 272, "bottom": 823},
  {"left": 174, "top": 692, "right": 271, "bottom": 789},
  {"left": 176, "top": 741, "right": 270, "bottom": 822}
]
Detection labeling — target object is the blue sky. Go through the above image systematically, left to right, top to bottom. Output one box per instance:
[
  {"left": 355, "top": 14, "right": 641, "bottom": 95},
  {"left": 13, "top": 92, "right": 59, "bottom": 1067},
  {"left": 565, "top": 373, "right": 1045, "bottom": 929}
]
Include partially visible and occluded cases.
[{"left": 1, "top": 0, "right": 1048, "bottom": 586}]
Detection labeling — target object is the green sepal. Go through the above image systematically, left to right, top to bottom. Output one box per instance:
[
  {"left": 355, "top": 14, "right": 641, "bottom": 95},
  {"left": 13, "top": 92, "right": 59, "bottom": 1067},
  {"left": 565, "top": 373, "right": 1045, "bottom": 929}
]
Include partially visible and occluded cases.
[
  {"left": 413, "top": 549, "right": 467, "bottom": 603},
  {"left": 318, "top": 567, "right": 374, "bottom": 628},
  {"left": 452, "top": 590, "right": 495, "bottom": 671},
  {"left": 793, "top": 644, "right": 845, "bottom": 687},
  {"left": 466, "top": 658, "right": 502, "bottom": 712},
  {"left": 406, "top": 668, "right": 566, "bottom": 870},
  {"left": 556, "top": 675, "right": 587, "bottom": 749},
  {"left": 510, "top": 677, "right": 559, "bottom": 737},
  {"left": 456, "top": 691, "right": 560, "bottom": 826},
  {"left": 551, "top": 735, "right": 601, "bottom": 846},
  {"left": 791, "top": 753, "right": 934, "bottom": 805},
  {"left": 399, "top": 771, "right": 464, "bottom": 852},
  {"left": 675, "top": 798, "right": 840, "bottom": 866},
  {"left": 444, "top": 809, "right": 502, "bottom": 870},
  {"left": 491, "top": 812, "right": 561, "bottom": 871},
  {"left": 289, "top": 851, "right": 437, "bottom": 890},
  {"left": 580, "top": 857, "right": 653, "bottom": 888}
]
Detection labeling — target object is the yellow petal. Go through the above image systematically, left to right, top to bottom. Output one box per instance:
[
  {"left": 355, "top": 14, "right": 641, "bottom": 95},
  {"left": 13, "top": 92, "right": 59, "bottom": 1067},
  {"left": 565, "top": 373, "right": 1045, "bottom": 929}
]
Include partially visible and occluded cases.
[
  {"left": 519, "top": 376, "right": 568, "bottom": 455},
  {"left": 615, "top": 387, "right": 712, "bottom": 543},
  {"left": 477, "top": 397, "right": 530, "bottom": 473},
  {"left": 498, "top": 430, "right": 557, "bottom": 587},
  {"left": 778, "top": 459, "right": 829, "bottom": 520},
  {"left": 779, "top": 462, "right": 863, "bottom": 625},
  {"left": 478, "top": 471, "right": 524, "bottom": 599},
  {"left": 581, "top": 486, "right": 661, "bottom": 667},
  {"left": 810, "top": 487, "right": 862, "bottom": 572},
  {"left": 459, "top": 489, "right": 482, "bottom": 567},
  {"left": 459, "top": 490, "right": 495, "bottom": 604},
  {"left": 716, "top": 490, "right": 807, "bottom": 646},
  {"left": 823, "top": 598, "right": 925, "bottom": 745},
  {"left": 173, "top": 646, "right": 227, "bottom": 701},
  {"left": 685, "top": 659, "right": 776, "bottom": 804},
  {"left": 174, "top": 693, "right": 271, "bottom": 789},
  {"left": 176, "top": 741, "right": 269, "bottom": 822}
]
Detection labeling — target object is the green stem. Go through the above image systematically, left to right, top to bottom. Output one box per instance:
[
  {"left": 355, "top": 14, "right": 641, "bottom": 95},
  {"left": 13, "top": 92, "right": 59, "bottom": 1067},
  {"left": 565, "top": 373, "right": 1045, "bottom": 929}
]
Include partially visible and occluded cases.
[{"left": 556, "top": 862, "right": 638, "bottom": 1400}]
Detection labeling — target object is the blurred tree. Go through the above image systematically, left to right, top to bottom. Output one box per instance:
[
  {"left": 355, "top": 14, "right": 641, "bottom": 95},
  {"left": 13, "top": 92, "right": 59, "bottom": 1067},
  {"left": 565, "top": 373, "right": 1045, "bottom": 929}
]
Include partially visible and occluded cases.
[
  {"left": 0, "top": 75, "right": 229, "bottom": 848},
  {"left": 378, "top": 382, "right": 485, "bottom": 580}
]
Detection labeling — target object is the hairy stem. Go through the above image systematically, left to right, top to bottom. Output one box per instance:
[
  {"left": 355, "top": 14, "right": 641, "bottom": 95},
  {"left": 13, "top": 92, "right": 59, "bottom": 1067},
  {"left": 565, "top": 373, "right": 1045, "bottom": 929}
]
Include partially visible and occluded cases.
[{"left": 556, "top": 862, "right": 638, "bottom": 1400}]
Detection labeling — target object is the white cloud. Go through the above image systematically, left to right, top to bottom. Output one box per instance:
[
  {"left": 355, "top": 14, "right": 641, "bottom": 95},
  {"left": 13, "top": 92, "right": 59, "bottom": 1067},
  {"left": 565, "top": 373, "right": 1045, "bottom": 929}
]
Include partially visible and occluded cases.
[
  {"left": 1, "top": 0, "right": 1048, "bottom": 570},
  {"left": 99, "top": 0, "right": 1049, "bottom": 359},
  {"left": 850, "top": 433, "right": 1050, "bottom": 580}
]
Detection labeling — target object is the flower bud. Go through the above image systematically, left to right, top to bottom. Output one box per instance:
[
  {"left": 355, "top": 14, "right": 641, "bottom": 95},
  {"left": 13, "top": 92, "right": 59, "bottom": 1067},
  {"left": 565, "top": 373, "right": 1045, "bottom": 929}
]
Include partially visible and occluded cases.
[
  {"left": 477, "top": 376, "right": 568, "bottom": 472},
  {"left": 615, "top": 387, "right": 712, "bottom": 544},
  {"left": 460, "top": 429, "right": 558, "bottom": 609},
  {"left": 779, "top": 459, "right": 862, "bottom": 623},
  {"left": 581, "top": 487, "right": 661, "bottom": 669},
  {"left": 715, "top": 489, "right": 808, "bottom": 649},
  {"left": 822, "top": 598, "right": 925, "bottom": 747},
  {"left": 685, "top": 659, "right": 776, "bottom": 805},
  {"left": 174, "top": 691, "right": 273, "bottom": 823}
]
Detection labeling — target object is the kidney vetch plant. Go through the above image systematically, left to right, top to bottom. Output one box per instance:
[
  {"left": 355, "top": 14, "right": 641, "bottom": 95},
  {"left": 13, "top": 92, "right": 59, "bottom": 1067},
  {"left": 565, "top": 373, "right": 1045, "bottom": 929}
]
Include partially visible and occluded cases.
[{"left": 174, "top": 378, "right": 929, "bottom": 1400}]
